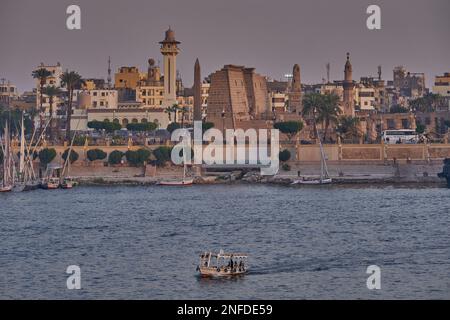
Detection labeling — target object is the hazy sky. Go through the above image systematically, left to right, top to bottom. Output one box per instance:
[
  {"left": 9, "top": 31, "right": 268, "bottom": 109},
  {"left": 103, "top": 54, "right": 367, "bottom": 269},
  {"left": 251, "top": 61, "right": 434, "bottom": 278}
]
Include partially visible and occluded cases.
[{"left": 0, "top": 0, "right": 449, "bottom": 92}]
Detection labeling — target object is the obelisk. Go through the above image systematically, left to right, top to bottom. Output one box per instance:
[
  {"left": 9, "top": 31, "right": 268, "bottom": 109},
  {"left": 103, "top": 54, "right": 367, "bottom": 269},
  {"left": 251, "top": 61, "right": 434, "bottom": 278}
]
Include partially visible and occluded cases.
[{"left": 193, "top": 58, "right": 202, "bottom": 121}]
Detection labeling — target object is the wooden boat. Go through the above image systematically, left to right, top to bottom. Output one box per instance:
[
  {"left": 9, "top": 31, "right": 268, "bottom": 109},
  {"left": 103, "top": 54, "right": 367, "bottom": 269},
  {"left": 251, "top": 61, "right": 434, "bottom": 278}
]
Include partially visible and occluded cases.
[
  {"left": 1, "top": 121, "right": 14, "bottom": 193},
  {"left": 41, "top": 177, "right": 60, "bottom": 190},
  {"left": 60, "top": 177, "right": 75, "bottom": 189},
  {"left": 292, "top": 177, "right": 332, "bottom": 185},
  {"left": 158, "top": 178, "right": 193, "bottom": 186},
  {"left": 0, "top": 185, "right": 12, "bottom": 192},
  {"left": 197, "top": 250, "right": 249, "bottom": 277}
]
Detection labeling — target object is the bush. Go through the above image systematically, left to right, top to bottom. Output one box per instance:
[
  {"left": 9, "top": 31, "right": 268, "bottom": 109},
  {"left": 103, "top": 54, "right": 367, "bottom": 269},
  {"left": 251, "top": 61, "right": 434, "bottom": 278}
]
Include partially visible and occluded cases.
[
  {"left": 88, "top": 120, "right": 121, "bottom": 133},
  {"left": 274, "top": 121, "right": 304, "bottom": 141},
  {"left": 126, "top": 122, "right": 157, "bottom": 132},
  {"left": 167, "top": 122, "right": 181, "bottom": 133},
  {"left": 202, "top": 122, "right": 214, "bottom": 133},
  {"left": 416, "top": 123, "right": 426, "bottom": 134},
  {"left": 153, "top": 146, "right": 172, "bottom": 166},
  {"left": 38, "top": 148, "right": 57, "bottom": 167},
  {"left": 62, "top": 148, "right": 79, "bottom": 164},
  {"left": 125, "top": 148, "right": 151, "bottom": 166},
  {"left": 87, "top": 149, "right": 107, "bottom": 162},
  {"left": 279, "top": 149, "right": 291, "bottom": 162},
  {"left": 108, "top": 150, "right": 124, "bottom": 165},
  {"left": 282, "top": 163, "right": 291, "bottom": 171}
]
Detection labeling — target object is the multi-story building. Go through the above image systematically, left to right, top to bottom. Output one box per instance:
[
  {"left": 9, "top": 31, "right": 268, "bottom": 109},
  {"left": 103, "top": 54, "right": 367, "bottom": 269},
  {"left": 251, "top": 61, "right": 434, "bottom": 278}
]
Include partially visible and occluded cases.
[
  {"left": 114, "top": 66, "right": 146, "bottom": 89},
  {"left": 392, "top": 66, "right": 426, "bottom": 99},
  {"left": 433, "top": 73, "right": 450, "bottom": 97},
  {"left": 0, "top": 79, "right": 19, "bottom": 106},
  {"left": 74, "top": 89, "right": 118, "bottom": 109}
]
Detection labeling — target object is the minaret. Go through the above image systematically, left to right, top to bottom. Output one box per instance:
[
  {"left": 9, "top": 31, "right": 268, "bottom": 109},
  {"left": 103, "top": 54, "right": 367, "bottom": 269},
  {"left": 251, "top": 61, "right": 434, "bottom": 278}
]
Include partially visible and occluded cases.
[
  {"left": 159, "top": 27, "right": 180, "bottom": 108},
  {"left": 343, "top": 53, "right": 355, "bottom": 116},
  {"left": 107, "top": 56, "right": 112, "bottom": 89},
  {"left": 193, "top": 58, "right": 202, "bottom": 121},
  {"left": 289, "top": 64, "right": 302, "bottom": 115}
]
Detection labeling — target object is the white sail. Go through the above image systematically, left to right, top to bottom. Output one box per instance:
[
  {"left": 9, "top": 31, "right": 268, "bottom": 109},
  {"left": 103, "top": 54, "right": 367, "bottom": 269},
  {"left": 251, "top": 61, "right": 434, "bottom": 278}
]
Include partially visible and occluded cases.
[{"left": 19, "top": 114, "right": 25, "bottom": 175}]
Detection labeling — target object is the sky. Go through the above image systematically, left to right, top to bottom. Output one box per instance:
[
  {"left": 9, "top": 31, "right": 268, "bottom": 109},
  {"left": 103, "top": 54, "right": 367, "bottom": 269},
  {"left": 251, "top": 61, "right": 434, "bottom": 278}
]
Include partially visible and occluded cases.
[{"left": 0, "top": 0, "right": 449, "bottom": 92}]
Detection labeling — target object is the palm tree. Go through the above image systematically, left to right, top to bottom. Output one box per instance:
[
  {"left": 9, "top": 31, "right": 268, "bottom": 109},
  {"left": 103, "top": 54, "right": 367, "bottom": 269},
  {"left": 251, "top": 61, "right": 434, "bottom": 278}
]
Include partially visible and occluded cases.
[
  {"left": 32, "top": 68, "right": 52, "bottom": 133},
  {"left": 60, "top": 70, "right": 83, "bottom": 140},
  {"left": 42, "top": 85, "right": 61, "bottom": 141},
  {"left": 302, "top": 93, "right": 323, "bottom": 140},
  {"left": 316, "top": 93, "right": 341, "bottom": 142},
  {"left": 410, "top": 93, "right": 445, "bottom": 113},
  {"left": 165, "top": 104, "right": 179, "bottom": 124},
  {"left": 164, "top": 106, "right": 173, "bottom": 122},
  {"left": 179, "top": 106, "right": 188, "bottom": 128},
  {"left": 337, "top": 115, "right": 361, "bottom": 142}
]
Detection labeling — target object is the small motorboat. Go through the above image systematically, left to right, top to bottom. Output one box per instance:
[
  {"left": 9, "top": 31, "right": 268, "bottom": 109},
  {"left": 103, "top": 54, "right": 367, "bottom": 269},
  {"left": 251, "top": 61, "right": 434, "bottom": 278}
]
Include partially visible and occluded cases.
[
  {"left": 41, "top": 177, "right": 60, "bottom": 190},
  {"left": 60, "top": 177, "right": 75, "bottom": 189},
  {"left": 197, "top": 250, "right": 249, "bottom": 277}
]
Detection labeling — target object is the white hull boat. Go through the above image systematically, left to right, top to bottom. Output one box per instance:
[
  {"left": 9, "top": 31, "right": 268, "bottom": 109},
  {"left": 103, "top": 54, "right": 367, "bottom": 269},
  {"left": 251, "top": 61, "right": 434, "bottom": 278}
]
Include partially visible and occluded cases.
[
  {"left": 158, "top": 178, "right": 194, "bottom": 186},
  {"left": 292, "top": 178, "right": 332, "bottom": 185}
]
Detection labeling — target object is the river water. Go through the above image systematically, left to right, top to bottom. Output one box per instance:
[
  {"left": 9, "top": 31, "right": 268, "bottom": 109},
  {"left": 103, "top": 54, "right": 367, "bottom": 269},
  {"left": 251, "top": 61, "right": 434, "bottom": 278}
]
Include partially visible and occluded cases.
[{"left": 0, "top": 184, "right": 449, "bottom": 299}]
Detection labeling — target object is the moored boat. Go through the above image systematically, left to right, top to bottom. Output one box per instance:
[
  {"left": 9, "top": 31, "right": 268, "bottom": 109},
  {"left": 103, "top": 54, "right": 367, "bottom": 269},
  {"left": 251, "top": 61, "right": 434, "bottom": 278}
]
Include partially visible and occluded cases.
[{"left": 41, "top": 177, "right": 60, "bottom": 190}]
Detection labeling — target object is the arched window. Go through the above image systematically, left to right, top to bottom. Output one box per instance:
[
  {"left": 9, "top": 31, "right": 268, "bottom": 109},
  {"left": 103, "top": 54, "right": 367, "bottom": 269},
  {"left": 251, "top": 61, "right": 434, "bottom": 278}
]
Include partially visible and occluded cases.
[
  {"left": 113, "top": 118, "right": 120, "bottom": 124},
  {"left": 122, "top": 118, "right": 129, "bottom": 126},
  {"left": 132, "top": 118, "right": 138, "bottom": 124},
  {"left": 141, "top": 118, "right": 148, "bottom": 123},
  {"left": 104, "top": 119, "right": 110, "bottom": 123}
]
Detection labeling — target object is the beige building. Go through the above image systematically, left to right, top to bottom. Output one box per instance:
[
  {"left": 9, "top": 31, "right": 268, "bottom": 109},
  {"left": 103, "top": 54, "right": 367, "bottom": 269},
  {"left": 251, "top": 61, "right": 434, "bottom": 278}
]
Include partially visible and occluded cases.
[
  {"left": 207, "top": 65, "right": 270, "bottom": 129},
  {"left": 114, "top": 66, "right": 146, "bottom": 89},
  {"left": 433, "top": 73, "right": 450, "bottom": 97},
  {"left": 0, "top": 79, "right": 18, "bottom": 106},
  {"left": 75, "top": 89, "right": 118, "bottom": 109}
]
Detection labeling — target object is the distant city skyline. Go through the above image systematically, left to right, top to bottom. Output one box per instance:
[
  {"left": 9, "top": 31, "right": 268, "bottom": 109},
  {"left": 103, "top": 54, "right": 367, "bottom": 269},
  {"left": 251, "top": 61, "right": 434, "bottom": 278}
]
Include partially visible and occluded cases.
[{"left": 0, "top": 0, "right": 449, "bottom": 92}]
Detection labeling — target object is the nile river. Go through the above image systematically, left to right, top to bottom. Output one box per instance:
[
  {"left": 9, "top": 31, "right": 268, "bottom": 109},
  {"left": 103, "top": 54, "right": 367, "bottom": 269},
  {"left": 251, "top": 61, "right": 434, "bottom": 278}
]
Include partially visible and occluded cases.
[{"left": 0, "top": 184, "right": 449, "bottom": 299}]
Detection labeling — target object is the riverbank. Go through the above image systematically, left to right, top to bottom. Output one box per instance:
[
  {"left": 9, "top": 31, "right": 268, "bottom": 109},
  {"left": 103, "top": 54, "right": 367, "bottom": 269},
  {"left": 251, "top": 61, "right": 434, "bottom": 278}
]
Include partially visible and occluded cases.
[{"left": 70, "top": 162, "right": 447, "bottom": 187}]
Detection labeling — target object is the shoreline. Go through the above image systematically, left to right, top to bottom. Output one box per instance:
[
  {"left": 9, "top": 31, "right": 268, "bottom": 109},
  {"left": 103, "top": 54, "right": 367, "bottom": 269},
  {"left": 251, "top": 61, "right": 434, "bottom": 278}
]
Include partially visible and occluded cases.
[{"left": 75, "top": 175, "right": 446, "bottom": 187}]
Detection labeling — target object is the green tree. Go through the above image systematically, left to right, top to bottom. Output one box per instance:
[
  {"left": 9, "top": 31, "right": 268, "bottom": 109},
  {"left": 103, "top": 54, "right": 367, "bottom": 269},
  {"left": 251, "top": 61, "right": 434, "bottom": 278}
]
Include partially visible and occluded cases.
[
  {"left": 32, "top": 68, "right": 52, "bottom": 133},
  {"left": 61, "top": 70, "right": 84, "bottom": 140},
  {"left": 43, "top": 85, "right": 61, "bottom": 140},
  {"left": 302, "top": 92, "right": 323, "bottom": 139},
  {"left": 316, "top": 93, "right": 341, "bottom": 142},
  {"left": 410, "top": 93, "right": 445, "bottom": 113},
  {"left": 165, "top": 104, "right": 179, "bottom": 123},
  {"left": 337, "top": 116, "right": 361, "bottom": 141},
  {"left": 274, "top": 121, "right": 304, "bottom": 142},
  {"left": 126, "top": 122, "right": 157, "bottom": 132},
  {"left": 167, "top": 122, "right": 181, "bottom": 133},
  {"left": 202, "top": 122, "right": 214, "bottom": 133},
  {"left": 416, "top": 123, "right": 426, "bottom": 134},
  {"left": 152, "top": 146, "right": 172, "bottom": 166},
  {"left": 38, "top": 148, "right": 57, "bottom": 167},
  {"left": 62, "top": 148, "right": 79, "bottom": 164},
  {"left": 125, "top": 148, "right": 151, "bottom": 166},
  {"left": 87, "top": 149, "right": 106, "bottom": 161},
  {"left": 279, "top": 149, "right": 291, "bottom": 162},
  {"left": 108, "top": 150, "right": 124, "bottom": 165}
]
